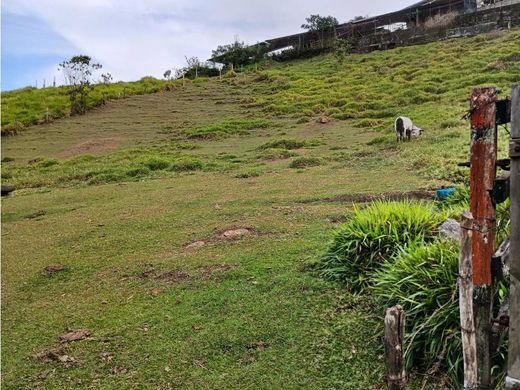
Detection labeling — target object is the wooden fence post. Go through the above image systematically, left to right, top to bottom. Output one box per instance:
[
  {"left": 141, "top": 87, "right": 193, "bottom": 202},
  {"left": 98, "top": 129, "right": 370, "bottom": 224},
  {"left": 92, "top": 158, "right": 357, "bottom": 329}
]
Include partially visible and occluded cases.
[
  {"left": 506, "top": 83, "right": 520, "bottom": 389},
  {"left": 469, "top": 87, "right": 498, "bottom": 389},
  {"left": 459, "top": 211, "right": 478, "bottom": 389},
  {"left": 384, "top": 305, "right": 406, "bottom": 390}
]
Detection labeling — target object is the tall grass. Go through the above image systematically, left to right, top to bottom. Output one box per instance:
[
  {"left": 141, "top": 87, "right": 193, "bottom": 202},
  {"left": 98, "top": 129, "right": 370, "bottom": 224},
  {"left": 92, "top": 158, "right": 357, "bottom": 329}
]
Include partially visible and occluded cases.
[
  {"left": 1, "top": 77, "right": 169, "bottom": 128},
  {"left": 318, "top": 201, "right": 447, "bottom": 291}
]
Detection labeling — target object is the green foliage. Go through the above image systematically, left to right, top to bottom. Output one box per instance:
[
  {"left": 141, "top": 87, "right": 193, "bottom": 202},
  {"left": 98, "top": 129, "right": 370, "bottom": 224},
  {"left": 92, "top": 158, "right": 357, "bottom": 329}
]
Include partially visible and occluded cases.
[
  {"left": 301, "top": 15, "right": 339, "bottom": 32},
  {"left": 211, "top": 39, "right": 269, "bottom": 67},
  {"left": 59, "top": 55, "right": 102, "bottom": 115},
  {"left": 2, "top": 78, "right": 167, "bottom": 127},
  {"left": 185, "top": 119, "right": 273, "bottom": 139},
  {"left": 1, "top": 121, "right": 25, "bottom": 136},
  {"left": 258, "top": 138, "right": 310, "bottom": 150},
  {"left": 257, "top": 148, "right": 298, "bottom": 160},
  {"left": 289, "top": 156, "right": 322, "bottom": 169},
  {"left": 143, "top": 157, "right": 170, "bottom": 171},
  {"left": 318, "top": 201, "right": 446, "bottom": 291},
  {"left": 371, "top": 241, "right": 461, "bottom": 384},
  {"left": 371, "top": 241, "right": 508, "bottom": 386}
]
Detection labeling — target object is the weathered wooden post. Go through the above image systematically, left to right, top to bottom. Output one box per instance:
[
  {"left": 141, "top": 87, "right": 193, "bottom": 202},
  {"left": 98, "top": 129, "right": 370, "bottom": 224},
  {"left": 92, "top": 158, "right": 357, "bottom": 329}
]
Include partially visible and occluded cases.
[
  {"left": 506, "top": 83, "right": 520, "bottom": 389},
  {"left": 469, "top": 87, "right": 498, "bottom": 389},
  {"left": 459, "top": 212, "right": 478, "bottom": 389},
  {"left": 384, "top": 305, "right": 406, "bottom": 390}
]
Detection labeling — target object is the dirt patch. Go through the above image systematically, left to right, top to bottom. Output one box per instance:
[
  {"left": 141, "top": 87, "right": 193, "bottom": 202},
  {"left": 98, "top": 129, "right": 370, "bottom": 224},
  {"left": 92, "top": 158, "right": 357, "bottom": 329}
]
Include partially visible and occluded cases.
[
  {"left": 58, "top": 138, "right": 121, "bottom": 158},
  {"left": 303, "top": 190, "right": 435, "bottom": 204},
  {"left": 25, "top": 209, "right": 46, "bottom": 219},
  {"left": 216, "top": 227, "right": 255, "bottom": 241},
  {"left": 182, "top": 240, "right": 206, "bottom": 251},
  {"left": 42, "top": 264, "right": 67, "bottom": 276},
  {"left": 155, "top": 269, "right": 191, "bottom": 283},
  {"left": 59, "top": 329, "right": 91, "bottom": 343},
  {"left": 33, "top": 345, "right": 77, "bottom": 364}
]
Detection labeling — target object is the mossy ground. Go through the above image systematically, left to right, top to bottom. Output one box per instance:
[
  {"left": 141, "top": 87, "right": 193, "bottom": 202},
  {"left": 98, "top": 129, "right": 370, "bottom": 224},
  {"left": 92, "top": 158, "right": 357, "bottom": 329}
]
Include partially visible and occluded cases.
[{"left": 2, "top": 29, "right": 519, "bottom": 389}]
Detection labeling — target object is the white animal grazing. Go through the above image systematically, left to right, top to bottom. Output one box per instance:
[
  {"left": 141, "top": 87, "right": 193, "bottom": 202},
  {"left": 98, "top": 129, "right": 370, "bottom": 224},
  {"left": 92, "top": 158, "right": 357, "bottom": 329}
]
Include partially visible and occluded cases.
[{"left": 395, "top": 116, "right": 422, "bottom": 142}]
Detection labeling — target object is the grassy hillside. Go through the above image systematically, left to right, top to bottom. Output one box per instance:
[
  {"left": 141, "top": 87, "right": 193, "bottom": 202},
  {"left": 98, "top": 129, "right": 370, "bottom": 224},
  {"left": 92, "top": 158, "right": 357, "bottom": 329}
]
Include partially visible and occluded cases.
[
  {"left": 2, "top": 30, "right": 519, "bottom": 389},
  {"left": 1, "top": 76, "right": 175, "bottom": 128}
]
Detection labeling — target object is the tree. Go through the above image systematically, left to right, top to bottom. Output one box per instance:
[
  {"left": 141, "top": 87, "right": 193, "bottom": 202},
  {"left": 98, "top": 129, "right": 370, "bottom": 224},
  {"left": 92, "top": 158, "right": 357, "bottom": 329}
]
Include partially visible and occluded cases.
[
  {"left": 301, "top": 14, "right": 339, "bottom": 32},
  {"left": 301, "top": 15, "right": 339, "bottom": 48},
  {"left": 211, "top": 39, "right": 268, "bottom": 68},
  {"left": 58, "top": 55, "right": 102, "bottom": 115},
  {"left": 163, "top": 69, "right": 172, "bottom": 80},
  {"left": 101, "top": 73, "right": 113, "bottom": 84}
]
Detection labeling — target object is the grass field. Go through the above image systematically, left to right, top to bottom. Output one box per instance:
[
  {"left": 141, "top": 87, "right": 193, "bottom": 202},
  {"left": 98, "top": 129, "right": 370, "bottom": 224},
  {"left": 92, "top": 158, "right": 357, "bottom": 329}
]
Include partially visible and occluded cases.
[{"left": 2, "top": 30, "right": 520, "bottom": 389}]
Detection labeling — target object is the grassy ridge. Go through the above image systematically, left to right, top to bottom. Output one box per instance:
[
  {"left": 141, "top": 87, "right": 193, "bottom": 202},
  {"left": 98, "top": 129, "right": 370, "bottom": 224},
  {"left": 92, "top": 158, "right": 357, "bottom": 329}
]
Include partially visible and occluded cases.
[{"left": 1, "top": 77, "right": 174, "bottom": 127}]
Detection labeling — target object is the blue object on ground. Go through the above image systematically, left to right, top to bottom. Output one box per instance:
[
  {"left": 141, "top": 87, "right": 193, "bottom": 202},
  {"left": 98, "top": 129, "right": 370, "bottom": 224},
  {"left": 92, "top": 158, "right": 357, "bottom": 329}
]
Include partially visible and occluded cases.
[{"left": 436, "top": 187, "right": 456, "bottom": 200}]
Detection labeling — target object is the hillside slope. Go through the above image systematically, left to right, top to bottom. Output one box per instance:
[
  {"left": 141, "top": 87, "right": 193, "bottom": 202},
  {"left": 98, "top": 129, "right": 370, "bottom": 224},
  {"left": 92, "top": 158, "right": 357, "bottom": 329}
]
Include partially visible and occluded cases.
[{"left": 1, "top": 30, "right": 520, "bottom": 389}]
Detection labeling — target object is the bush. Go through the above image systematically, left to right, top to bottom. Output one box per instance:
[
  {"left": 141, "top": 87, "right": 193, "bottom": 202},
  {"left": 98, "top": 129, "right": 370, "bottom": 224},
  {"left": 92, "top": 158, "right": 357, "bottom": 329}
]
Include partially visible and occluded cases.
[
  {"left": 1, "top": 121, "right": 25, "bottom": 136},
  {"left": 259, "top": 138, "right": 308, "bottom": 150},
  {"left": 258, "top": 148, "right": 297, "bottom": 160},
  {"left": 289, "top": 156, "right": 322, "bottom": 169},
  {"left": 143, "top": 157, "right": 170, "bottom": 171},
  {"left": 170, "top": 158, "right": 203, "bottom": 172},
  {"left": 126, "top": 167, "right": 151, "bottom": 177},
  {"left": 318, "top": 201, "right": 446, "bottom": 291},
  {"left": 371, "top": 241, "right": 461, "bottom": 383},
  {"left": 371, "top": 241, "right": 508, "bottom": 386}
]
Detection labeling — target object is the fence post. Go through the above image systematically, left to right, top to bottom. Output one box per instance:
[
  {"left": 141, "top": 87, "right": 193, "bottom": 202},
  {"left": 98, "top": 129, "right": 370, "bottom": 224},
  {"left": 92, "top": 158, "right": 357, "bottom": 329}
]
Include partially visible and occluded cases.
[
  {"left": 506, "top": 83, "right": 520, "bottom": 389},
  {"left": 469, "top": 86, "right": 498, "bottom": 389},
  {"left": 459, "top": 211, "right": 478, "bottom": 389},
  {"left": 384, "top": 305, "right": 406, "bottom": 390}
]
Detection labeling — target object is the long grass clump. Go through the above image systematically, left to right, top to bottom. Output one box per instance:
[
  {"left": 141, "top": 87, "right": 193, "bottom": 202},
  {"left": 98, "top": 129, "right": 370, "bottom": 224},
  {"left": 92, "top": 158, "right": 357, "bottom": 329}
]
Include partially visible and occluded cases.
[{"left": 318, "top": 201, "right": 447, "bottom": 291}]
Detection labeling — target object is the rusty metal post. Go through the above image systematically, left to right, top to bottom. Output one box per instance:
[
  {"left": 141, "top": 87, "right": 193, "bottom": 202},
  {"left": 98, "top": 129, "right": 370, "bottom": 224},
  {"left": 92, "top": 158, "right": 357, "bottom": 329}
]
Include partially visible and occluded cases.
[
  {"left": 506, "top": 83, "right": 520, "bottom": 390},
  {"left": 469, "top": 87, "right": 498, "bottom": 389}
]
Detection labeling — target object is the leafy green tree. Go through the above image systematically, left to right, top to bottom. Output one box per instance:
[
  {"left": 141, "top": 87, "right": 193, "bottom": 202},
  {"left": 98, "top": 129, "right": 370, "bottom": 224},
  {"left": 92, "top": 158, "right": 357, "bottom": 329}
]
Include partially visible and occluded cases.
[
  {"left": 301, "top": 14, "right": 339, "bottom": 32},
  {"left": 301, "top": 15, "right": 339, "bottom": 48},
  {"left": 211, "top": 39, "right": 268, "bottom": 68},
  {"left": 58, "top": 55, "right": 102, "bottom": 115}
]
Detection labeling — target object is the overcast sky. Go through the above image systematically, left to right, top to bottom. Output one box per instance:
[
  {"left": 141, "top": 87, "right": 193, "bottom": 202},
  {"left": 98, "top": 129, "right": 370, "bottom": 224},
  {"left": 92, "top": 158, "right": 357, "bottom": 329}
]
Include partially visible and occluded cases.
[{"left": 2, "top": 0, "right": 415, "bottom": 91}]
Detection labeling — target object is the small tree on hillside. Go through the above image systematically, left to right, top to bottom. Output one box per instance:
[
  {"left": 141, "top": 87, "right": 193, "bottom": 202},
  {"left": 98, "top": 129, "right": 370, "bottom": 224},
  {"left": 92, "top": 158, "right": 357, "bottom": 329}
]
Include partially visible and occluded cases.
[
  {"left": 301, "top": 14, "right": 339, "bottom": 48},
  {"left": 58, "top": 55, "right": 102, "bottom": 115},
  {"left": 163, "top": 69, "right": 172, "bottom": 80}
]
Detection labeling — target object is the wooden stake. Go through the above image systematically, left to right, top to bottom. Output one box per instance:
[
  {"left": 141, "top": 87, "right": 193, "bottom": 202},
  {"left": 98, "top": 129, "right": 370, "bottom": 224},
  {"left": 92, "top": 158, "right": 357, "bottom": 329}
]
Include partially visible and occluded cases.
[
  {"left": 506, "top": 83, "right": 520, "bottom": 389},
  {"left": 469, "top": 87, "right": 498, "bottom": 389},
  {"left": 459, "top": 211, "right": 478, "bottom": 389},
  {"left": 384, "top": 305, "right": 406, "bottom": 390}
]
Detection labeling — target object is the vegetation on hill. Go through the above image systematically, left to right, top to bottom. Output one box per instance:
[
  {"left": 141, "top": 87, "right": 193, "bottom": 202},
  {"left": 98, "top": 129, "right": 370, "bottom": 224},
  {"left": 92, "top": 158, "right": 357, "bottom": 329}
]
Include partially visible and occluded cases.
[{"left": 1, "top": 29, "right": 519, "bottom": 389}]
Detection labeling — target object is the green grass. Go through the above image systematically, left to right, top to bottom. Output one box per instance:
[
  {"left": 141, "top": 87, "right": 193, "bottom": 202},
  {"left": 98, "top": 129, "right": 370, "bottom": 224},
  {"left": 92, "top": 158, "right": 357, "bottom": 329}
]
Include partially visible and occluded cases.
[
  {"left": 2, "top": 29, "right": 520, "bottom": 389},
  {"left": 1, "top": 76, "right": 169, "bottom": 128}
]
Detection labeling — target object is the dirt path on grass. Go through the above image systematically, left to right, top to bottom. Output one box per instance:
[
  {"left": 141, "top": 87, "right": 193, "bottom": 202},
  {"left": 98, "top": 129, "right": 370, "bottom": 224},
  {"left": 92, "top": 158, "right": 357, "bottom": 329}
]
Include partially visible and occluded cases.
[{"left": 58, "top": 137, "right": 122, "bottom": 158}]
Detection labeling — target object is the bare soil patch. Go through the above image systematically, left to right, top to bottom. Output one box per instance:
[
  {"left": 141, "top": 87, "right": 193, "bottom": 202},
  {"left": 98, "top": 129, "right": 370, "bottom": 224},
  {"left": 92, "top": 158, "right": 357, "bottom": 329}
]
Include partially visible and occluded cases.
[
  {"left": 58, "top": 138, "right": 121, "bottom": 158},
  {"left": 216, "top": 227, "right": 256, "bottom": 241},
  {"left": 42, "top": 264, "right": 67, "bottom": 276},
  {"left": 59, "top": 329, "right": 91, "bottom": 343}
]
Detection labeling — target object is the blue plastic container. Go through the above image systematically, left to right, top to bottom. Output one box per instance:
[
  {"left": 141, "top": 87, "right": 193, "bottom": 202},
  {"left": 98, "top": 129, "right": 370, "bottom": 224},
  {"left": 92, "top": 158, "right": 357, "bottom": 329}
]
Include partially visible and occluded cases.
[{"left": 436, "top": 187, "right": 456, "bottom": 200}]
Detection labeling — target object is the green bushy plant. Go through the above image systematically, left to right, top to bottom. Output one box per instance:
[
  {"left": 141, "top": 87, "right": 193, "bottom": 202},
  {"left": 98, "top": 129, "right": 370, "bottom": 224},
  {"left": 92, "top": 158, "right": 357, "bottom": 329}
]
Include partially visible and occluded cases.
[
  {"left": 289, "top": 156, "right": 322, "bottom": 169},
  {"left": 318, "top": 201, "right": 446, "bottom": 291},
  {"left": 372, "top": 241, "right": 461, "bottom": 384}
]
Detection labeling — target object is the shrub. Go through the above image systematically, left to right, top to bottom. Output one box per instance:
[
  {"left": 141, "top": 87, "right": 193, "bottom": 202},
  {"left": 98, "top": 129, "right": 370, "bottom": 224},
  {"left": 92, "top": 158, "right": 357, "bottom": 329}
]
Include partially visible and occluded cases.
[
  {"left": 1, "top": 121, "right": 25, "bottom": 136},
  {"left": 259, "top": 138, "right": 308, "bottom": 150},
  {"left": 258, "top": 148, "right": 297, "bottom": 160},
  {"left": 289, "top": 156, "right": 322, "bottom": 169},
  {"left": 2, "top": 157, "right": 15, "bottom": 163},
  {"left": 143, "top": 157, "right": 170, "bottom": 171},
  {"left": 36, "top": 158, "right": 60, "bottom": 168},
  {"left": 170, "top": 158, "right": 203, "bottom": 172},
  {"left": 126, "top": 167, "right": 151, "bottom": 177},
  {"left": 234, "top": 169, "right": 262, "bottom": 178},
  {"left": 318, "top": 201, "right": 446, "bottom": 291},
  {"left": 371, "top": 241, "right": 507, "bottom": 386},
  {"left": 372, "top": 241, "right": 460, "bottom": 383}
]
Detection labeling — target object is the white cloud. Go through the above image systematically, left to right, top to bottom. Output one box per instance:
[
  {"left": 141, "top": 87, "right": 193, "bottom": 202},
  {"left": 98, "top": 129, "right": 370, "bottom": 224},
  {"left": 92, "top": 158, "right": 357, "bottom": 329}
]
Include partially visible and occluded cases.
[{"left": 3, "top": 0, "right": 415, "bottom": 82}]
